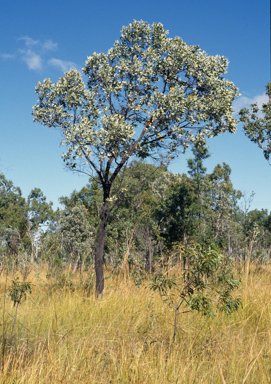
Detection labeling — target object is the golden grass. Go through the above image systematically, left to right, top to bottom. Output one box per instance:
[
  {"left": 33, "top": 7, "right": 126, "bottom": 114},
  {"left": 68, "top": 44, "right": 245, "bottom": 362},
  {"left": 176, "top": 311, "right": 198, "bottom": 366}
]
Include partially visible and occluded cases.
[{"left": 0, "top": 265, "right": 270, "bottom": 383}]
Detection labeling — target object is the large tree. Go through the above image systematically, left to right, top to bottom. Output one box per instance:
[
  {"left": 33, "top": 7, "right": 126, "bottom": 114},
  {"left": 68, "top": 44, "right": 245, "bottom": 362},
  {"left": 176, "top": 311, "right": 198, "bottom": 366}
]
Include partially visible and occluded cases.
[{"left": 32, "top": 20, "right": 239, "bottom": 295}]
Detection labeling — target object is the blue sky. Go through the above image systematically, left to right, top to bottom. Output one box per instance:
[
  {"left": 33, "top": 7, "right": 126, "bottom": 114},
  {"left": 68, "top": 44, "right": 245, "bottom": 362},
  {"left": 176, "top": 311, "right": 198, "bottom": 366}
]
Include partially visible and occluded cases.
[{"left": 0, "top": 0, "right": 270, "bottom": 211}]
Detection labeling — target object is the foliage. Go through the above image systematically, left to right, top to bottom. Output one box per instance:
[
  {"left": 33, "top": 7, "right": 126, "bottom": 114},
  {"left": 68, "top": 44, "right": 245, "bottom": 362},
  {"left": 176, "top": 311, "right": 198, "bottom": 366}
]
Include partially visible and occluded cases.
[
  {"left": 32, "top": 20, "right": 239, "bottom": 294},
  {"left": 33, "top": 21, "right": 239, "bottom": 170},
  {"left": 239, "top": 82, "right": 271, "bottom": 162},
  {"left": 152, "top": 148, "right": 242, "bottom": 250},
  {"left": 0, "top": 174, "right": 27, "bottom": 254},
  {"left": 0, "top": 174, "right": 55, "bottom": 258},
  {"left": 153, "top": 176, "right": 197, "bottom": 246},
  {"left": 27, "top": 188, "right": 55, "bottom": 229},
  {"left": 60, "top": 204, "right": 94, "bottom": 264},
  {"left": 150, "top": 243, "right": 241, "bottom": 342},
  {"left": 45, "top": 272, "right": 75, "bottom": 294},
  {"left": 81, "top": 272, "right": 96, "bottom": 296},
  {"left": 9, "top": 277, "right": 33, "bottom": 345},
  {"left": 9, "top": 278, "right": 32, "bottom": 306}
]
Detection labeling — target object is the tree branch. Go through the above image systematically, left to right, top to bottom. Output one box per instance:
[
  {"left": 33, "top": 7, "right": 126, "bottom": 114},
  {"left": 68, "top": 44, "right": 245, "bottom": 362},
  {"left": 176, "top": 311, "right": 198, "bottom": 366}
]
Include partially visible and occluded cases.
[
  {"left": 109, "top": 118, "right": 153, "bottom": 185},
  {"left": 74, "top": 135, "right": 103, "bottom": 182}
]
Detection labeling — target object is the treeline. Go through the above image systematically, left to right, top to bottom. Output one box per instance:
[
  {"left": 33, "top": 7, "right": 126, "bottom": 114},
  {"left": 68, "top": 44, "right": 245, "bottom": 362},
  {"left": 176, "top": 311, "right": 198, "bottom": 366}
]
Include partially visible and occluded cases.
[{"left": 1, "top": 145, "right": 271, "bottom": 276}]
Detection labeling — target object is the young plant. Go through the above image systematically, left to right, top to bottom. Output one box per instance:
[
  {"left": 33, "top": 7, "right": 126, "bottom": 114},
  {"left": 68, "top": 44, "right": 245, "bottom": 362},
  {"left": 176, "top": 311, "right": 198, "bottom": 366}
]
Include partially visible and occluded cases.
[
  {"left": 150, "top": 243, "right": 242, "bottom": 342},
  {"left": 9, "top": 277, "right": 32, "bottom": 345}
]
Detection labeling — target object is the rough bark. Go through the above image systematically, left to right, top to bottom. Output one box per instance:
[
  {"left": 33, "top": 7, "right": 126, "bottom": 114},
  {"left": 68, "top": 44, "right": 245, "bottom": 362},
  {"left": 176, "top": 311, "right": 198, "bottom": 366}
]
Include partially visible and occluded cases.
[
  {"left": 94, "top": 121, "right": 151, "bottom": 296},
  {"left": 95, "top": 185, "right": 111, "bottom": 296}
]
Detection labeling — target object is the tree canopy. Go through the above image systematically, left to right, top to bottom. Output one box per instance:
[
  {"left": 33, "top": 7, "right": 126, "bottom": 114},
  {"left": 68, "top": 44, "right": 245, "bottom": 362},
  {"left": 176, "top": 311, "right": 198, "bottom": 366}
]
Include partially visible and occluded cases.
[
  {"left": 32, "top": 20, "right": 240, "bottom": 295},
  {"left": 239, "top": 82, "right": 271, "bottom": 162}
]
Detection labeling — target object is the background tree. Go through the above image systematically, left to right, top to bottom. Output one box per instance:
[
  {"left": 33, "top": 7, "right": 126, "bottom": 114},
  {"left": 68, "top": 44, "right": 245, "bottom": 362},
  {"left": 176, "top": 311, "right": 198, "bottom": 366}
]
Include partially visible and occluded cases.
[
  {"left": 33, "top": 20, "right": 239, "bottom": 295},
  {"left": 239, "top": 82, "right": 271, "bottom": 162},
  {"left": 187, "top": 143, "right": 211, "bottom": 241},
  {"left": 59, "top": 161, "right": 166, "bottom": 272},
  {"left": 105, "top": 161, "right": 166, "bottom": 272},
  {"left": 205, "top": 163, "right": 242, "bottom": 249},
  {"left": 0, "top": 174, "right": 27, "bottom": 255},
  {"left": 0, "top": 175, "right": 55, "bottom": 266},
  {"left": 153, "top": 175, "right": 196, "bottom": 248},
  {"left": 26, "top": 188, "right": 55, "bottom": 263},
  {"left": 27, "top": 188, "right": 55, "bottom": 230},
  {"left": 60, "top": 205, "right": 94, "bottom": 273}
]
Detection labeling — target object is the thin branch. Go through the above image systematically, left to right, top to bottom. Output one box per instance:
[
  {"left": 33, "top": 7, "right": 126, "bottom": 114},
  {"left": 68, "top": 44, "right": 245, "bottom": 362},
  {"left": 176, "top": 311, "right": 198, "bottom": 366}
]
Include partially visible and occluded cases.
[
  {"left": 109, "top": 118, "right": 153, "bottom": 185},
  {"left": 74, "top": 135, "right": 103, "bottom": 182},
  {"left": 256, "top": 138, "right": 271, "bottom": 151}
]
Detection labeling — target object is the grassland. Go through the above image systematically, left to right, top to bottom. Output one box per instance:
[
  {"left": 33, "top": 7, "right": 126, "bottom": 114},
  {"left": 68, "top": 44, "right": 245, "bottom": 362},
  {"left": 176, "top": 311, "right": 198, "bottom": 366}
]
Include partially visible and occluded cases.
[{"left": 0, "top": 264, "right": 270, "bottom": 383}]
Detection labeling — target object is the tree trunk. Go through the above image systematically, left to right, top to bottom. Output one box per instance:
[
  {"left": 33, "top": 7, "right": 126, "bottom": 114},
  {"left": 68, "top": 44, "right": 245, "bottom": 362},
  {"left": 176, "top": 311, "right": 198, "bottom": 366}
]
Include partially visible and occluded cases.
[
  {"left": 95, "top": 185, "right": 111, "bottom": 296},
  {"left": 227, "top": 227, "right": 231, "bottom": 255},
  {"left": 149, "top": 236, "right": 152, "bottom": 275},
  {"left": 73, "top": 255, "right": 81, "bottom": 274}
]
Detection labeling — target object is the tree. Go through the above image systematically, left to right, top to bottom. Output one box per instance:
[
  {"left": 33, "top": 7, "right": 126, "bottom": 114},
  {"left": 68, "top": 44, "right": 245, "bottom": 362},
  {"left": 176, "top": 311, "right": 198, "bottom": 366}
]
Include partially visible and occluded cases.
[
  {"left": 32, "top": 20, "right": 239, "bottom": 295},
  {"left": 239, "top": 82, "right": 271, "bottom": 163},
  {"left": 187, "top": 143, "right": 211, "bottom": 241},
  {"left": 187, "top": 143, "right": 210, "bottom": 179},
  {"left": 59, "top": 161, "right": 167, "bottom": 270},
  {"left": 102, "top": 161, "right": 163, "bottom": 270},
  {"left": 206, "top": 163, "right": 242, "bottom": 249},
  {"left": 0, "top": 174, "right": 27, "bottom": 255},
  {"left": 0, "top": 175, "right": 55, "bottom": 260},
  {"left": 153, "top": 175, "right": 196, "bottom": 247},
  {"left": 26, "top": 188, "right": 55, "bottom": 262},
  {"left": 27, "top": 188, "right": 55, "bottom": 230},
  {"left": 60, "top": 204, "right": 94, "bottom": 273},
  {"left": 150, "top": 243, "right": 241, "bottom": 343}
]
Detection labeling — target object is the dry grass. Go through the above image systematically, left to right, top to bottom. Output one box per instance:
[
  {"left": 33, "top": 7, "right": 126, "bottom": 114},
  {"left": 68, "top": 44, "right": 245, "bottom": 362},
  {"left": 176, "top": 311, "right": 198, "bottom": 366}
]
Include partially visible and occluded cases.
[{"left": 0, "top": 264, "right": 270, "bottom": 383}]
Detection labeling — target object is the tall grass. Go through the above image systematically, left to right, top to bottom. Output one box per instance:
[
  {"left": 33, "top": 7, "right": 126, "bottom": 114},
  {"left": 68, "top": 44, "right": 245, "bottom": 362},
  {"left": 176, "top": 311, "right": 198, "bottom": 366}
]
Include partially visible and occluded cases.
[{"left": 0, "top": 264, "right": 270, "bottom": 383}]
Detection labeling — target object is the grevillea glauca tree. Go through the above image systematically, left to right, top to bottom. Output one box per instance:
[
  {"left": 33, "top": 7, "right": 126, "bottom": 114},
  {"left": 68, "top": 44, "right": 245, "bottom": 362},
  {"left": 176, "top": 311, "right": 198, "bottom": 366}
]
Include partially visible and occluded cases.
[{"left": 32, "top": 20, "right": 239, "bottom": 295}]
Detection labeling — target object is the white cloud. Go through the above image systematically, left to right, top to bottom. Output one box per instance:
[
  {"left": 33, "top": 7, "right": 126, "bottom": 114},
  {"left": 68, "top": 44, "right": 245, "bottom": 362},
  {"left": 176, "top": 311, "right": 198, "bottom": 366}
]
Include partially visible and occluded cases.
[
  {"left": 2, "top": 35, "right": 75, "bottom": 72},
  {"left": 17, "top": 36, "right": 57, "bottom": 71},
  {"left": 18, "top": 36, "right": 39, "bottom": 47},
  {"left": 18, "top": 36, "right": 58, "bottom": 51},
  {"left": 43, "top": 40, "right": 58, "bottom": 51},
  {"left": 20, "top": 49, "right": 42, "bottom": 70},
  {"left": 0, "top": 53, "right": 15, "bottom": 59},
  {"left": 48, "top": 58, "right": 77, "bottom": 72},
  {"left": 233, "top": 92, "right": 269, "bottom": 114}
]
